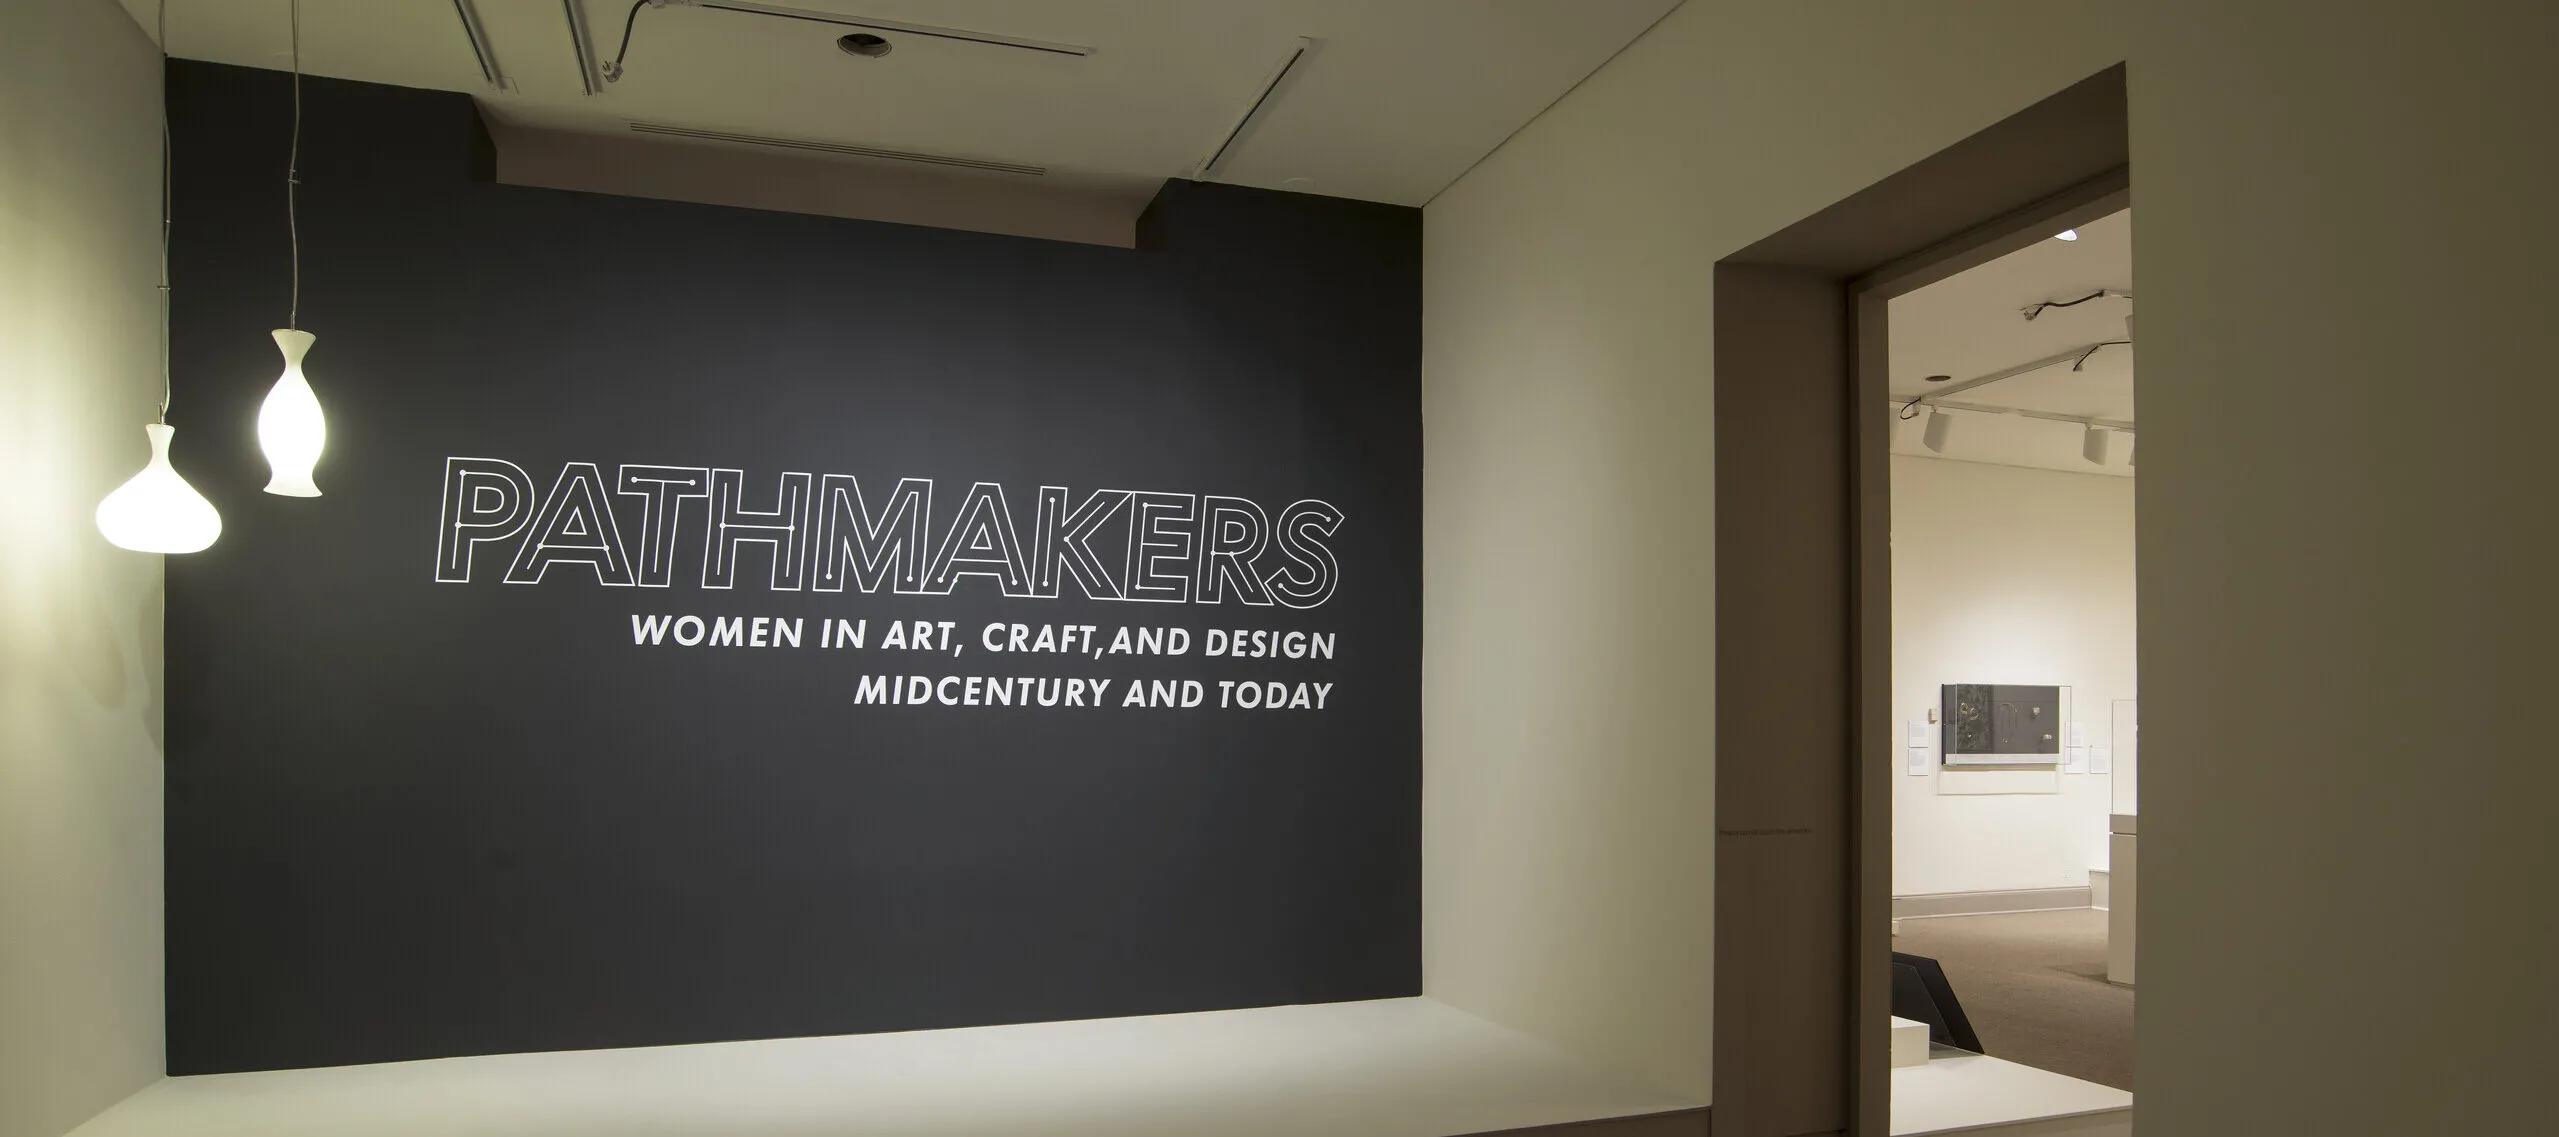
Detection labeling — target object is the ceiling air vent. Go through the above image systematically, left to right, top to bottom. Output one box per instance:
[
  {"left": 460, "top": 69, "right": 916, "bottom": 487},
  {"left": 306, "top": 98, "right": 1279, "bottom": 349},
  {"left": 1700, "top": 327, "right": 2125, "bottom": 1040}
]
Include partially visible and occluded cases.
[{"left": 627, "top": 122, "right": 1046, "bottom": 177}]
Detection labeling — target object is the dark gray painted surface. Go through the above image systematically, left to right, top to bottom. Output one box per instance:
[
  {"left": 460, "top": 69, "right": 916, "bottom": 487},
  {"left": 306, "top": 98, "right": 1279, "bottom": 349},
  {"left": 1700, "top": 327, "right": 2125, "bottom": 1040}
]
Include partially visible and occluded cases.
[{"left": 162, "top": 60, "right": 1420, "bottom": 1075}]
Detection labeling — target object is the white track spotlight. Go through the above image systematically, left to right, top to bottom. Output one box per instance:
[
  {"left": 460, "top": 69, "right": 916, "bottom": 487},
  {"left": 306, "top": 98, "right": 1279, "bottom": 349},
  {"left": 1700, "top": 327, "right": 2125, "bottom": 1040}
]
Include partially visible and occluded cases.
[
  {"left": 1922, "top": 409, "right": 1954, "bottom": 453},
  {"left": 2082, "top": 424, "right": 2112, "bottom": 466}
]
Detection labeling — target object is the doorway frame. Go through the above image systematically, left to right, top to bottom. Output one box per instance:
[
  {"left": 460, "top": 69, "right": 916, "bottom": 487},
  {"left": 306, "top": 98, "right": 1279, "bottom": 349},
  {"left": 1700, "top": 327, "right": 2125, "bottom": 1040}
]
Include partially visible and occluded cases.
[{"left": 1709, "top": 65, "right": 2131, "bottom": 1137}]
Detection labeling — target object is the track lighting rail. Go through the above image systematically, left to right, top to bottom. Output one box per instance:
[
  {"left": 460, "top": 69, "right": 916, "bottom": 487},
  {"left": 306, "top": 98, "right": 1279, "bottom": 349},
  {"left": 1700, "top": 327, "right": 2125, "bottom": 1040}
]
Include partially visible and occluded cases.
[
  {"left": 449, "top": 0, "right": 510, "bottom": 90},
  {"left": 1897, "top": 339, "right": 2132, "bottom": 420},
  {"left": 1889, "top": 398, "right": 2134, "bottom": 435}
]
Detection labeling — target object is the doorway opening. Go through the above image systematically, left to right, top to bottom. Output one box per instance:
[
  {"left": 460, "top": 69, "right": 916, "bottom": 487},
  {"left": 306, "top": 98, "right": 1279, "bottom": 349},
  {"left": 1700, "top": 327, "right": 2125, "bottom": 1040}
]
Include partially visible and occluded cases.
[
  {"left": 1708, "top": 63, "right": 2132, "bottom": 1137},
  {"left": 1881, "top": 208, "right": 2138, "bottom": 1099}
]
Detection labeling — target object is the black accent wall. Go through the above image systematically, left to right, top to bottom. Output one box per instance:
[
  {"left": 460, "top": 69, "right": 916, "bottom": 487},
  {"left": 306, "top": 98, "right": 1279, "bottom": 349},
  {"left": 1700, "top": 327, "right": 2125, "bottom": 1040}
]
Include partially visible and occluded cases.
[{"left": 163, "top": 61, "right": 1419, "bottom": 1075}]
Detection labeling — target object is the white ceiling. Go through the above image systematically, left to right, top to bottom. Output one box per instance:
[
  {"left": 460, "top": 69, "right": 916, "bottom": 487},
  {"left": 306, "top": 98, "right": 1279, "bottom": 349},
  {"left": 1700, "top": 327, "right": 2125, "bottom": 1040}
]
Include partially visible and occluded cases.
[
  {"left": 125, "top": 0, "right": 1681, "bottom": 208},
  {"left": 1888, "top": 208, "right": 2135, "bottom": 476}
]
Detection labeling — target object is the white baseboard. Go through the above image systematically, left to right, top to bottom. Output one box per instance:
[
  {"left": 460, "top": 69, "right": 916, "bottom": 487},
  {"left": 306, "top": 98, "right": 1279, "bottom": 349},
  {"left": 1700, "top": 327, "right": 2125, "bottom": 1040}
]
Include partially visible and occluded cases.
[{"left": 1891, "top": 886, "right": 2094, "bottom": 921}]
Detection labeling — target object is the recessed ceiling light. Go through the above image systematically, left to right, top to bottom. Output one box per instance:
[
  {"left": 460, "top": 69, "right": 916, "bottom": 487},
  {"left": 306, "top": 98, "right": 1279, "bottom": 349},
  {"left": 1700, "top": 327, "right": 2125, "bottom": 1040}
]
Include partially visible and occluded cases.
[
  {"left": 838, "top": 33, "right": 892, "bottom": 58},
  {"left": 2054, "top": 229, "right": 2080, "bottom": 242},
  {"left": 1923, "top": 374, "right": 1951, "bottom": 383}
]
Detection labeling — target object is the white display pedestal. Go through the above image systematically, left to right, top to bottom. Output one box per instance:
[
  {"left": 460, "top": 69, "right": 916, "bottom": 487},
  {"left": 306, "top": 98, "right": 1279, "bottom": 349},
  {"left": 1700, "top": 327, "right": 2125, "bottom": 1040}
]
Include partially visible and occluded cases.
[
  {"left": 2106, "top": 812, "right": 2137, "bottom": 986},
  {"left": 1891, "top": 1017, "right": 1931, "bottom": 1068},
  {"left": 1892, "top": 1052, "right": 2132, "bottom": 1136}
]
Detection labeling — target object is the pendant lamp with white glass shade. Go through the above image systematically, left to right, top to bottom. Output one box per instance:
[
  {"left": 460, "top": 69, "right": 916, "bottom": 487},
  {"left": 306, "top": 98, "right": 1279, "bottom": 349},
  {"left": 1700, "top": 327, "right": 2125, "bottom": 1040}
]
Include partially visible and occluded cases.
[
  {"left": 97, "top": 0, "right": 222, "bottom": 554},
  {"left": 258, "top": 0, "right": 328, "bottom": 497},
  {"left": 260, "top": 327, "right": 325, "bottom": 496},
  {"left": 99, "top": 424, "right": 224, "bottom": 554}
]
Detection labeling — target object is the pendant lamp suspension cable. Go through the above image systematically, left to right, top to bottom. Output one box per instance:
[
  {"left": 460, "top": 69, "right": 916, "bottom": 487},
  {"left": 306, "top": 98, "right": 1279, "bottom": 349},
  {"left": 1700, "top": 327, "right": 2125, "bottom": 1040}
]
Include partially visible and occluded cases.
[
  {"left": 156, "top": 0, "right": 172, "bottom": 422},
  {"left": 286, "top": 0, "right": 302, "bottom": 331}
]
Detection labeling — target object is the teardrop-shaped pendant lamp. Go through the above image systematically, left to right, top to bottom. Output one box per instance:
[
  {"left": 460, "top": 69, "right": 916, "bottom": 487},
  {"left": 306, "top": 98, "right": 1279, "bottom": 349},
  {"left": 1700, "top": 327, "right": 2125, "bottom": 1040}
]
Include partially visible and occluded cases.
[
  {"left": 97, "top": 0, "right": 221, "bottom": 554},
  {"left": 258, "top": 328, "right": 325, "bottom": 496},
  {"left": 97, "top": 424, "right": 223, "bottom": 553}
]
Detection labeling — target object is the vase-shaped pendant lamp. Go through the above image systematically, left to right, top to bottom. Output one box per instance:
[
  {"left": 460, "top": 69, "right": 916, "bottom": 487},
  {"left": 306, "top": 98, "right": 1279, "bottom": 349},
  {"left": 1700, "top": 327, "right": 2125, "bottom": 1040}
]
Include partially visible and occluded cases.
[
  {"left": 97, "top": 2, "right": 219, "bottom": 553},
  {"left": 258, "top": 328, "right": 326, "bottom": 496},
  {"left": 96, "top": 423, "right": 223, "bottom": 553}
]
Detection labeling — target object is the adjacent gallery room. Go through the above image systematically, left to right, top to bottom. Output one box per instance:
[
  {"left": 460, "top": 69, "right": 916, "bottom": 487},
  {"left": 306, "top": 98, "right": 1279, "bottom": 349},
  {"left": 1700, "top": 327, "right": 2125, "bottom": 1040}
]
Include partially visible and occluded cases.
[{"left": 1883, "top": 209, "right": 2138, "bottom": 1129}]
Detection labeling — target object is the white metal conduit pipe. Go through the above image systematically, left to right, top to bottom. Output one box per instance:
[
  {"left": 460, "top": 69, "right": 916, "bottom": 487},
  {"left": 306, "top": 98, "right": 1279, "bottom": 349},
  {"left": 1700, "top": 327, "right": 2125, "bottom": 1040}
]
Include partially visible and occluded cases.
[{"left": 1898, "top": 312, "right": 2136, "bottom": 463}]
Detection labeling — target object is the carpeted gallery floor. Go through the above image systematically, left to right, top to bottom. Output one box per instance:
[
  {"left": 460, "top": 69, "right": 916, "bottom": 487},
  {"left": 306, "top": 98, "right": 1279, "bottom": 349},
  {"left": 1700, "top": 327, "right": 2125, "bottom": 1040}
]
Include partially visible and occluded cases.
[{"left": 1891, "top": 908, "right": 2133, "bottom": 1090}]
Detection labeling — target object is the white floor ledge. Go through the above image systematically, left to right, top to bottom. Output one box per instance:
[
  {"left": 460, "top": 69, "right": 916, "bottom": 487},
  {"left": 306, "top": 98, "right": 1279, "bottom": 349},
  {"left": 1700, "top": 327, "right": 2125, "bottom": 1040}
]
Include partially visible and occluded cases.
[
  {"left": 70, "top": 998, "right": 1703, "bottom": 1137},
  {"left": 1892, "top": 1053, "right": 2132, "bottom": 1135}
]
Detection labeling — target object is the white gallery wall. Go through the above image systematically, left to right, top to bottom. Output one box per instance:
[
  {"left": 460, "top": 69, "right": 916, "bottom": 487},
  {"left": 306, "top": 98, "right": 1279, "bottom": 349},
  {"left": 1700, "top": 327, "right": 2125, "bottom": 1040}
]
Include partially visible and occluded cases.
[
  {"left": 1422, "top": 0, "right": 2129, "bottom": 1104},
  {"left": 1426, "top": 0, "right": 2553, "bottom": 1128},
  {"left": 0, "top": 2, "right": 170, "bottom": 1136},
  {"left": 2122, "top": 2, "right": 2554, "bottom": 1130},
  {"left": 1890, "top": 455, "right": 2133, "bottom": 898}
]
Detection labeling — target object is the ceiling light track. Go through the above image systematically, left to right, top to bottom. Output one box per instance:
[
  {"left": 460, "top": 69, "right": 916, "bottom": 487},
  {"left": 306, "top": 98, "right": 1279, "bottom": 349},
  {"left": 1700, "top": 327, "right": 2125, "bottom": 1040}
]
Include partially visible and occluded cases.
[
  {"left": 449, "top": 0, "right": 510, "bottom": 90},
  {"left": 562, "top": 0, "right": 607, "bottom": 94},
  {"left": 1195, "top": 37, "right": 1313, "bottom": 181},
  {"left": 627, "top": 121, "right": 1047, "bottom": 176},
  {"left": 1897, "top": 339, "right": 2133, "bottom": 421},
  {"left": 1890, "top": 398, "right": 2134, "bottom": 434}
]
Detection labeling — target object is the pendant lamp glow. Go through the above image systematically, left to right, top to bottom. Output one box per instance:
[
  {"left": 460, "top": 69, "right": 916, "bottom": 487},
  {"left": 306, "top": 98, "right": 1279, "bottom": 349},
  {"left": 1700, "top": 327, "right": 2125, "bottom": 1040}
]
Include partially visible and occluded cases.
[
  {"left": 259, "top": 329, "right": 325, "bottom": 496},
  {"left": 97, "top": 424, "right": 223, "bottom": 554}
]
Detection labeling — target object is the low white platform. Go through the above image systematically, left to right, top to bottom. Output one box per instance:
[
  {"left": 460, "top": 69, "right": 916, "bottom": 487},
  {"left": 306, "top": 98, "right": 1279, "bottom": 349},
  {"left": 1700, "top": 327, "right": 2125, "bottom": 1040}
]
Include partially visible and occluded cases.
[
  {"left": 68, "top": 998, "right": 1702, "bottom": 1137},
  {"left": 1890, "top": 1017, "right": 1931, "bottom": 1069},
  {"left": 1892, "top": 1052, "right": 2131, "bottom": 1136}
]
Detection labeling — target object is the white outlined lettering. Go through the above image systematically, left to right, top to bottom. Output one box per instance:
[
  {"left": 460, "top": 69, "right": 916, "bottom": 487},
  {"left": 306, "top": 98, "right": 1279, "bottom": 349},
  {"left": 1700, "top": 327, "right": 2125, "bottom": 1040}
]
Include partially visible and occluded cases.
[
  {"left": 436, "top": 457, "right": 538, "bottom": 583},
  {"left": 436, "top": 459, "right": 1345, "bottom": 608},
  {"left": 504, "top": 462, "right": 636, "bottom": 586},
  {"left": 704, "top": 469, "right": 811, "bottom": 591}
]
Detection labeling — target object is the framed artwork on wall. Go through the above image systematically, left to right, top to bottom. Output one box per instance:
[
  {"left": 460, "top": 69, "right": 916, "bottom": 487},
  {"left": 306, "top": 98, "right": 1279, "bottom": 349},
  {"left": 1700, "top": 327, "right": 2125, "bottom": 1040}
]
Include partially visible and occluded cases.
[{"left": 1940, "top": 683, "right": 2064, "bottom": 766}]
